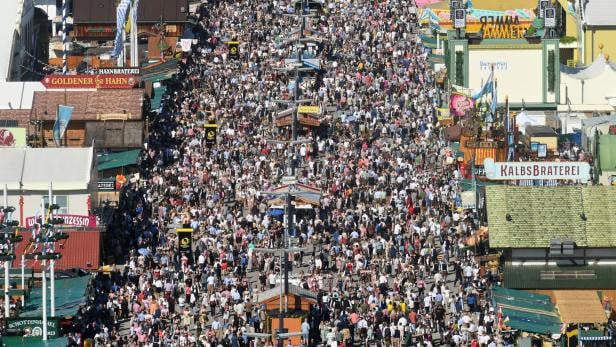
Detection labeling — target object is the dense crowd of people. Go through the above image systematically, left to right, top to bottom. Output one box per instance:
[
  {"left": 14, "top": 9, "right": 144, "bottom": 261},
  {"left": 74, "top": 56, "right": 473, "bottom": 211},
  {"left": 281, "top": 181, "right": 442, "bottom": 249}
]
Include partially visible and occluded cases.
[{"left": 73, "top": 0, "right": 506, "bottom": 346}]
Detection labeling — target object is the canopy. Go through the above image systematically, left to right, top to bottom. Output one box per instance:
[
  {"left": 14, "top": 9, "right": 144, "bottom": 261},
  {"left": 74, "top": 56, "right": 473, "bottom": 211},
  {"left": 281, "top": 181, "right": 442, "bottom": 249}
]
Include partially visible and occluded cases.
[
  {"left": 561, "top": 55, "right": 616, "bottom": 80},
  {"left": 150, "top": 86, "right": 167, "bottom": 112},
  {"left": 0, "top": 147, "right": 93, "bottom": 191},
  {"left": 0, "top": 148, "right": 26, "bottom": 190},
  {"left": 97, "top": 150, "right": 141, "bottom": 171},
  {"left": 265, "top": 183, "right": 321, "bottom": 206},
  {"left": 20, "top": 275, "right": 91, "bottom": 318},
  {"left": 492, "top": 287, "right": 563, "bottom": 335},
  {"left": 553, "top": 290, "right": 608, "bottom": 324}
]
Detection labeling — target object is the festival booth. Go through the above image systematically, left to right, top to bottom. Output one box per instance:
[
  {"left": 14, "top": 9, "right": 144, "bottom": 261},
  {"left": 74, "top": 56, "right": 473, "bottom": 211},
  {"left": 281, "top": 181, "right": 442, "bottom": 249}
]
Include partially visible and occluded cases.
[{"left": 256, "top": 285, "right": 318, "bottom": 346}]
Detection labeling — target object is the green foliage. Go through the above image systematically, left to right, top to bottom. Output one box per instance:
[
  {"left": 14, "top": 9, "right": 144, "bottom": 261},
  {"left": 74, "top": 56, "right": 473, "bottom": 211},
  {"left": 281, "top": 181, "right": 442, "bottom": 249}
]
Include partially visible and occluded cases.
[
  {"left": 525, "top": 26, "right": 537, "bottom": 37},
  {"left": 560, "top": 36, "right": 577, "bottom": 44},
  {"left": 547, "top": 50, "right": 555, "bottom": 93},
  {"left": 455, "top": 51, "right": 464, "bottom": 86}
]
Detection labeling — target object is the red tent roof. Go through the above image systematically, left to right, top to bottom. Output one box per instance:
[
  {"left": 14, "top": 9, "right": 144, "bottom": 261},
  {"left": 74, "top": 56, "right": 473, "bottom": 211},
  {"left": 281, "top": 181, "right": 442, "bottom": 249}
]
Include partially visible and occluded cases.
[{"left": 12, "top": 231, "right": 101, "bottom": 271}]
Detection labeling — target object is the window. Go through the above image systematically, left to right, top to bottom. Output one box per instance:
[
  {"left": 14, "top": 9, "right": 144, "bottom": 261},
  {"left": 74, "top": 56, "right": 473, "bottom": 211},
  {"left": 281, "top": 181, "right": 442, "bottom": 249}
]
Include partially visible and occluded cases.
[{"left": 43, "top": 195, "right": 69, "bottom": 215}]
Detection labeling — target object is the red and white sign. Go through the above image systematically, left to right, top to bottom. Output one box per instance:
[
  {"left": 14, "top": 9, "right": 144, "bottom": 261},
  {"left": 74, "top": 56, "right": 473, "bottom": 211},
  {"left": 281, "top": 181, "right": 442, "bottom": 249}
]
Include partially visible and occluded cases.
[
  {"left": 41, "top": 74, "right": 138, "bottom": 89},
  {"left": 25, "top": 214, "right": 97, "bottom": 228}
]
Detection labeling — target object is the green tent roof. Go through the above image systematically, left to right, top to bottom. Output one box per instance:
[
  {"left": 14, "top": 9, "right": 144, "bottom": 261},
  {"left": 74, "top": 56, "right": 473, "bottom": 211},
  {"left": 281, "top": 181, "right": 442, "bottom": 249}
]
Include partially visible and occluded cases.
[
  {"left": 141, "top": 58, "right": 179, "bottom": 82},
  {"left": 150, "top": 86, "right": 167, "bottom": 112},
  {"left": 97, "top": 150, "right": 141, "bottom": 171},
  {"left": 486, "top": 186, "right": 616, "bottom": 248},
  {"left": 503, "top": 263, "right": 616, "bottom": 289},
  {"left": 19, "top": 276, "right": 90, "bottom": 318},
  {"left": 492, "top": 286, "right": 562, "bottom": 335},
  {"left": 3, "top": 337, "right": 67, "bottom": 347}
]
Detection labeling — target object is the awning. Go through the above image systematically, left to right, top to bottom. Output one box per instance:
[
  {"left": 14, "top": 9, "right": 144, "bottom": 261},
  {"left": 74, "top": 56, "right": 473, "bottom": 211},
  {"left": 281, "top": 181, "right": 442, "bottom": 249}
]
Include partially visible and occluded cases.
[
  {"left": 141, "top": 58, "right": 179, "bottom": 82},
  {"left": 150, "top": 86, "right": 167, "bottom": 112},
  {"left": 557, "top": 104, "right": 615, "bottom": 112},
  {"left": 21, "top": 147, "right": 93, "bottom": 191},
  {"left": 97, "top": 150, "right": 141, "bottom": 171},
  {"left": 19, "top": 276, "right": 91, "bottom": 318},
  {"left": 492, "top": 287, "right": 563, "bottom": 335},
  {"left": 553, "top": 291, "right": 608, "bottom": 324}
]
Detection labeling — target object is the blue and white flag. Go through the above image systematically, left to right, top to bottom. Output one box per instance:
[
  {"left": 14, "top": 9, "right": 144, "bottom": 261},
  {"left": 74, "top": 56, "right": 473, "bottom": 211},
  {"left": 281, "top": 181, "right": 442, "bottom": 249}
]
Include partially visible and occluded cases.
[
  {"left": 111, "top": 0, "right": 132, "bottom": 58},
  {"left": 132, "top": 0, "right": 140, "bottom": 33},
  {"left": 472, "top": 69, "right": 493, "bottom": 100},
  {"left": 487, "top": 79, "right": 497, "bottom": 123},
  {"left": 53, "top": 105, "right": 74, "bottom": 146}
]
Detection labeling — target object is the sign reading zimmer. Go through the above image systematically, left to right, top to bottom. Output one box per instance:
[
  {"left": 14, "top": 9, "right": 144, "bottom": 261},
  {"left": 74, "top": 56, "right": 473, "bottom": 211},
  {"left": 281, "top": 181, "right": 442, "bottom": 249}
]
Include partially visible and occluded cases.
[{"left": 483, "top": 158, "right": 591, "bottom": 182}]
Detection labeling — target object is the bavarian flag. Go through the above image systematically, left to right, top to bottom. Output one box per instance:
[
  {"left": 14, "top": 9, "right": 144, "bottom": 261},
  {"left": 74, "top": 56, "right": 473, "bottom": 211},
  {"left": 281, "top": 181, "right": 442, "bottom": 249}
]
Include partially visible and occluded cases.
[{"left": 227, "top": 41, "right": 240, "bottom": 59}]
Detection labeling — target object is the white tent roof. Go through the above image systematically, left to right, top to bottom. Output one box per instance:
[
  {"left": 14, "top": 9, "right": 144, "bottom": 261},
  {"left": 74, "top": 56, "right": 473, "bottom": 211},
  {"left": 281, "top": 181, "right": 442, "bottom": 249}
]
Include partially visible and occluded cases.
[
  {"left": 583, "top": 0, "right": 616, "bottom": 26},
  {"left": 0, "top": 147, "right": 93, "bottom": 191},
  {"left": 0, "top": 149, "right": 25, "bottom": 190}
]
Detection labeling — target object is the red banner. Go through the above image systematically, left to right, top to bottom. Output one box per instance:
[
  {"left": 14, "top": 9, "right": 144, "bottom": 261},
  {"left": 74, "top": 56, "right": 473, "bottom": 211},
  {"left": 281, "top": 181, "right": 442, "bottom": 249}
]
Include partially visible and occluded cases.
[
  {"left": 41, "top": 74, "right": 138, "bottom": 89},
  {"left": 25, "top": 214, "right": 97, "bottom": 228}
]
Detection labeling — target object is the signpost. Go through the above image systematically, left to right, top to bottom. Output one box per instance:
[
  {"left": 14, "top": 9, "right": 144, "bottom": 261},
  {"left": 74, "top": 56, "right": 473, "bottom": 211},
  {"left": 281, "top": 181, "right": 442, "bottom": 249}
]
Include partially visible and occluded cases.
[
  {"left": 41, "top": 74, "right": 138, "bottom": 89},
  {"left": 483, "top": 158, "right": 591, "bottom": 182}
]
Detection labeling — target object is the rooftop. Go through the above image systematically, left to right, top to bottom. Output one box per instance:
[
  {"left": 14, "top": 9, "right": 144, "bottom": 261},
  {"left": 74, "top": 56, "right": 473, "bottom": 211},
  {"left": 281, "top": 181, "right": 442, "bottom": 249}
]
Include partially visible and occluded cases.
[
  {"left": 583, "top": 0, "right": 616, "bottom": 26},
  {"left": 31, "top": 89, "right": 144, "bottom": 121},
  {"left": 525, "top": 125, "right": 558, "bottom": 137},
  {"left": 486, "top": 186, "right": 616, "bottom": 248}
]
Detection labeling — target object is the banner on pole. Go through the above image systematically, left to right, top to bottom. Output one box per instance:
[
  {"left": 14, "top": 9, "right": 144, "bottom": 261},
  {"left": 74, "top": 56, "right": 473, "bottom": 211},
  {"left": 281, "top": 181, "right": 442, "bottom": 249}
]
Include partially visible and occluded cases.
[
  {"left": 227, "top": 41, "right": 240, "bottom": 59},
  {"left": 53, "top": 105, "right": 74, "bottom": 147},
  {"left": 176, "top": 228, "right": 193, "bottom": 263}
]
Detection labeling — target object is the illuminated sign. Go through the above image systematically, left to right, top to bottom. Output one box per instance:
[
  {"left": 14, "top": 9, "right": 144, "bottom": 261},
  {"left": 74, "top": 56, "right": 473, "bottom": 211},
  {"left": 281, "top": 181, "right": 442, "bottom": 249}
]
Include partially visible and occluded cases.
[
  {"left": 479, "top": 16, "right": 528, "bottom": 39},
  {"left": 41, "top": 74, "right": 138, "bottom": 89},
  {"left": 483, "top": 158, "right": 591, "bottom": 182}
]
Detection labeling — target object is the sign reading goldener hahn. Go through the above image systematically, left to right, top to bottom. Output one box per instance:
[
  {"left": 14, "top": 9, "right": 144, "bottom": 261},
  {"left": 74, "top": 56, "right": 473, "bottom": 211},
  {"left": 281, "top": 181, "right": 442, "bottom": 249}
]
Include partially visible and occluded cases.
[
  {"left": 41, "top": 74, "right": 138, "bottom": 89},
  {"left": 483, "top": 158, "right": 591, "bottom": 182}
]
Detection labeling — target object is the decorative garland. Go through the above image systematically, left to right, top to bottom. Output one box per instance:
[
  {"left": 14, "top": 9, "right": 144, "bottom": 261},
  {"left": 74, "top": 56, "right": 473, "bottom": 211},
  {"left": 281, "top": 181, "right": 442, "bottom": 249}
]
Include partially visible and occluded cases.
[
  {"left": 547, "top": 50, "right": 555, "bottom": 93},
  {"left": 455, "top": 51, "right": 464, "bottom": 86}
]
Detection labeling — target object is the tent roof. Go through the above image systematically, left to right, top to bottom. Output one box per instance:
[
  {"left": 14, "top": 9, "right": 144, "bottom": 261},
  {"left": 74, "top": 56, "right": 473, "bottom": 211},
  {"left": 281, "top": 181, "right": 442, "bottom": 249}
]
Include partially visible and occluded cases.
[
  {"left": 583, "top": 0, "right": 616, "bottom": 26},
  {"left": 0, "top": 147, "right": 94, "bottom": 191},
  {"left": 0, "top": 148, "right": 25, "bottom": 190},
  {"left": 21, "top": 148, "right": 93, "bottom": 191},
  {"left": 97, "top": 150, "right": 140, "bottom": 171},
  {"left": 486, "top": 186, "right": 616, "bottom": 248},
  {"left": 19, "top": 276, "right": 91, "bottom": 318},
  {"left": 256, "top": 284, "right": 318, "bottom": 303},
  {"left": 492, "top": 287, "right": 562, "bottom": 335},
  {"left": 553, "top": 290, "right": 608, "bottom": 324}
]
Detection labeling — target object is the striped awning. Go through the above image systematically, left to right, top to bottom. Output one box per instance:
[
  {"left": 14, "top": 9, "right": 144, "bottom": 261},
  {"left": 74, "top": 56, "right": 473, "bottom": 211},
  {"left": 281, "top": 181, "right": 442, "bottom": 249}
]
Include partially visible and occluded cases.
[{"left": 579, "top": 330, "right": 611, "bottom": 341}]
